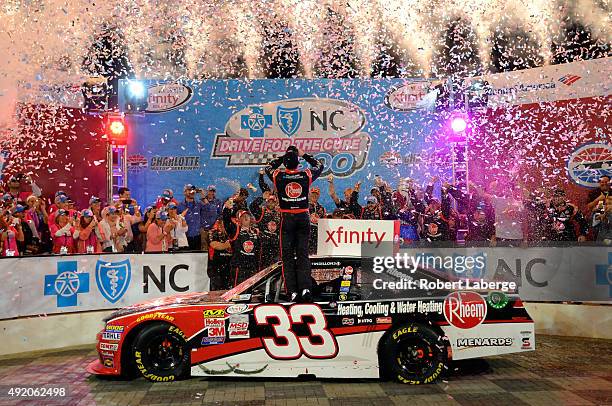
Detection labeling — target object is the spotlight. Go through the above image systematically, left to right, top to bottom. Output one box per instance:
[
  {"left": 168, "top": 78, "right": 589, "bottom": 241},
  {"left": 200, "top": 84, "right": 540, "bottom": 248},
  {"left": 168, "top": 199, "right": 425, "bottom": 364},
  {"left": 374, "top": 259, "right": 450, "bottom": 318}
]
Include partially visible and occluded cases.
[
  {"left": 123, "top": 80, "right": 148, "bottom": 112},
  {"left": 127, "top": 80, "right": 145, "bottom": 98},
  {"left": 106, "top": 113, "right": 127, "bottom": 145},
  {"left": 451, "top": 116, "right": 467, "bottom": 133},
  {"left": 109, "top": 120, "right": 125, "bottom": 135}
]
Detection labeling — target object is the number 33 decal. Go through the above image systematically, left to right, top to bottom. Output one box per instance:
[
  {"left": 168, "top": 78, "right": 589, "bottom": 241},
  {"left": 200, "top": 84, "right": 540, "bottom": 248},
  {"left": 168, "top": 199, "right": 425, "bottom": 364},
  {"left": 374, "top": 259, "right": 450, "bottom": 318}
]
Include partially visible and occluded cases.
[{"left": 254, "top": 304, "right": 338, "bottom": 360}]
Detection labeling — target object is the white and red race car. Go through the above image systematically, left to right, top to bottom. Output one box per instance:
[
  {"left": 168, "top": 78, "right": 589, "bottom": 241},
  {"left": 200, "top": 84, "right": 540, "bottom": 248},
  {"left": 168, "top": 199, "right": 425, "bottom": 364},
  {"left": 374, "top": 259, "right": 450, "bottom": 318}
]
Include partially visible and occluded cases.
[{"left": 88, "top": 256, "right": 535, "bottom": 384}]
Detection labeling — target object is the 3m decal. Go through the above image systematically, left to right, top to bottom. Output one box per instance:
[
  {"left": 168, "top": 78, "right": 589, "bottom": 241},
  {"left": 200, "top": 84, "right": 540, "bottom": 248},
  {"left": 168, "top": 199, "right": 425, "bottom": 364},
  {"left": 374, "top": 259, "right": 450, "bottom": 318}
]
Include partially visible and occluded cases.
[{"left": 254, "top": 304, "right": 338, "bottom": 360}]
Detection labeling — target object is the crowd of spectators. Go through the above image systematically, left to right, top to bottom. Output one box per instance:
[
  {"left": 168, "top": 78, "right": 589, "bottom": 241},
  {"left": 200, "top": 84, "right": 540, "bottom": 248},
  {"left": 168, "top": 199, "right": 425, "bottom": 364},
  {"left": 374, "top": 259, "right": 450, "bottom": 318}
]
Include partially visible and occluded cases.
[{"left": 1, "top": 170, "right": 610, "bottom": 279}]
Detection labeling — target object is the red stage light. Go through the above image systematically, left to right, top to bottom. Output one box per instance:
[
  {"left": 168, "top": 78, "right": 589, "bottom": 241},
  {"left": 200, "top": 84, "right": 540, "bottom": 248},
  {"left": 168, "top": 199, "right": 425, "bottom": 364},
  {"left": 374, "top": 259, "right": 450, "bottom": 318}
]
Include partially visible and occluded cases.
[
  {"left": 106, "top": 114, "right": 127, "bottom": 145},
  {"left": 109, "top": 120, "right": 125, "bottom": 135}
]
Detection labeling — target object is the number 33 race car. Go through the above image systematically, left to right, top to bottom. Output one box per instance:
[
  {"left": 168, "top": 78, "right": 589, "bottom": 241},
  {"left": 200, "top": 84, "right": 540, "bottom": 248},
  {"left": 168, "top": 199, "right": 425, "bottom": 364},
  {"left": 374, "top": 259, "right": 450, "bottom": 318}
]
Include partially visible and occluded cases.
[{"left": 88, "top": 256, "right": 535, "bottom": 384}]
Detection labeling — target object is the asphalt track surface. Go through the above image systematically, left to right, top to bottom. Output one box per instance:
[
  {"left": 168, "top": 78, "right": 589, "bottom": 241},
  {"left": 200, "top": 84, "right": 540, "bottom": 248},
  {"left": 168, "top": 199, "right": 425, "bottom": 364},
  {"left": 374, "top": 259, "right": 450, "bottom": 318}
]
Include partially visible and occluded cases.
[{"left": 0, "top": 335, "right": 610, "bottom": 405}]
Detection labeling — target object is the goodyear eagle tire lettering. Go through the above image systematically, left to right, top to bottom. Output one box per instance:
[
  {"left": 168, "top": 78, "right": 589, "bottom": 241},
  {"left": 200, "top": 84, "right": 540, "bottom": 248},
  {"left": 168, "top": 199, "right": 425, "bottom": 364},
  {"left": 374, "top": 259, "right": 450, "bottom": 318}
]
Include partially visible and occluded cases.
[
  {"left": 132, "top": 323, "right": 190, "bottom": 382},
  {"left": 380, "top": 323, "right": 447, "bottom": 385}
]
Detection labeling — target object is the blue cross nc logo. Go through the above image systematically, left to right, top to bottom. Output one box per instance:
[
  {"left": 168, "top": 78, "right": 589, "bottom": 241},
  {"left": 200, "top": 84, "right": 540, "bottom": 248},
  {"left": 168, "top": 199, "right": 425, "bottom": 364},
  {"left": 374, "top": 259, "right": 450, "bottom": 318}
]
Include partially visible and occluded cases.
[
  {"left": 241, "top": 106, "right": 272, "bottom": 137},
  {"left": 595, "top": 252, "right": 612, "bottom": 297},
  {"left": 44, "top": 261, "right": 90, "bottom": 307}
]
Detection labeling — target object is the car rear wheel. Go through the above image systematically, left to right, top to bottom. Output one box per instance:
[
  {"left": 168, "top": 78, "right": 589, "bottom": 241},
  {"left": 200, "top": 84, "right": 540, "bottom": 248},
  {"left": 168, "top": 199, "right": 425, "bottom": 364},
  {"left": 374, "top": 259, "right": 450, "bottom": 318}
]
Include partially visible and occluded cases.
[
  {"left": 132, "top": 323, "right": 190, "bottom": 382},
  {"left": 380, "top": 323, "right": 447, "bottom": 384}
]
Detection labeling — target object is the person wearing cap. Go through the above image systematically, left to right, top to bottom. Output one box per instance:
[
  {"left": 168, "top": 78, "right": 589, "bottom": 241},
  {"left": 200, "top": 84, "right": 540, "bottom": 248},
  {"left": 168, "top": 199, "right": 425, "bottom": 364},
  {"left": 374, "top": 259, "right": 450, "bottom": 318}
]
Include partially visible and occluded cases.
[
  {"left": 265, "top": 145, "right": 324, "bottom": 302},
  {"left": 5, "top": 173, "right": 41, "bottom": 202},
  {"left": 177, "top": 184, "right": 206, "bottom": 251},
  {"left": 200, "top": 185, "right": 223, "bottom": 251},
  {"left": 545, "top": 188, "right": 588, "bottom": 242},
  {"left": 155, "top": 189, "right": 179, "bottom": 210},
  {"left": 252, "top": 193, "right": 280, "bottom": 270},
  {"left": 48, "top": 194, "right": 74, "bottom": 226},
  {"left": 361, "top": 195, "right": 383, "bottom": 220},
  {"left": 89, "top": 196, "right": 103, "bottom": 222},
  {"left": 223, "top": 201, "right": 260, "bottom": 285},
  {"left": 167, "top": 202, "right": 189, "bottom": 251},
  {"left": 0, "top": 206, "right": 24, "bottom": 256},
  {"left": 98, "top": 207, "right": 128, "bottom": 252},
  {"left": 49, "top": 209, "right": 75, "bottom": 254},
  {"left": 73, "top": 209, "right": 102, "bottom": 253},
  {"left": 146, "top": 211, "right": 174, "bottom": 252},
  {"left": 208, "top": 217, "right": 233, "bottom": 290}
]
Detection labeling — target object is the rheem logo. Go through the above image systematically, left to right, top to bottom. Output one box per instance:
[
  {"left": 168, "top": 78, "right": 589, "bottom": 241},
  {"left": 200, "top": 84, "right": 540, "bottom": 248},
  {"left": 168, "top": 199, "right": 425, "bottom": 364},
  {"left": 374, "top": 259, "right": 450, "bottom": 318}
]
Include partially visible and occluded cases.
[
  {"left": 285, "top": 182, "right": 302, "bottom": 198},
  {"left": 243, "top": 240, "right": 254, "bottom": 253},
  {"left": 443, "top": 291, "right": 487, "bottom": 329}
]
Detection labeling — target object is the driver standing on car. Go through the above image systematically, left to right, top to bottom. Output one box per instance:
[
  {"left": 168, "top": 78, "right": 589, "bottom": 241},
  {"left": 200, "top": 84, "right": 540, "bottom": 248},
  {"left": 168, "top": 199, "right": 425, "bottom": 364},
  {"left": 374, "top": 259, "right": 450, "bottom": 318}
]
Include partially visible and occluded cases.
[{"left": 265, "top": 146, "right": 324, "bottom": 302}]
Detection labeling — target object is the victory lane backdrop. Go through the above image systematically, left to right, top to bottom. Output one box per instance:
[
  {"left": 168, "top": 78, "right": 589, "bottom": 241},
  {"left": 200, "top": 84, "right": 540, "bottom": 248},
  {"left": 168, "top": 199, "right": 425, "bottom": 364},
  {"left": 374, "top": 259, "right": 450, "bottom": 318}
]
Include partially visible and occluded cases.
[
  {"left": 120, "top": 79, "right": 445, "bottom": 207},
  {"left": 0, "top": 253, "right": 210, "bottom": 319}
]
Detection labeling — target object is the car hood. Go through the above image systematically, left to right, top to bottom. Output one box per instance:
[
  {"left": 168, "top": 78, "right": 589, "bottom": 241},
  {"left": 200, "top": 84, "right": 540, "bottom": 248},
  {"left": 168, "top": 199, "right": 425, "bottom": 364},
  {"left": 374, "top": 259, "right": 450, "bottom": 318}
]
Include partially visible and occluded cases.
[{"left": 104, "top": 290, "right": 227, "bottom": 322}]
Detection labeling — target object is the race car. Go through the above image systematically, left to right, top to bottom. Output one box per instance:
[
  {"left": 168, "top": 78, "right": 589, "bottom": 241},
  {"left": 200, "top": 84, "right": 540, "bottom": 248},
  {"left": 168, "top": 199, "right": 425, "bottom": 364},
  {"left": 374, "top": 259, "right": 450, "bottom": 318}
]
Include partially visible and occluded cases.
[{"left": 87, "top": 256, "right": 535, "bottom": 384}]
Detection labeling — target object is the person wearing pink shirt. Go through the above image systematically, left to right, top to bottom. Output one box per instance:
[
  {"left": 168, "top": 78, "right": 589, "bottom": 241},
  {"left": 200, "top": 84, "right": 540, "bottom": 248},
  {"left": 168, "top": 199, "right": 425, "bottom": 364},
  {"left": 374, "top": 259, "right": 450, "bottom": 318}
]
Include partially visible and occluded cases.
[
  {"left": 1, "top": 207, "right": 24, "bottom": 256},
  {"left": 50, "top": 209, "right": 75, "bottom": 254},
  {"left": 74, "top": 209, "right": 102, "bottom": 254},
  {"left": 145, "top": 211, "right": 174, "bottom": 252}
]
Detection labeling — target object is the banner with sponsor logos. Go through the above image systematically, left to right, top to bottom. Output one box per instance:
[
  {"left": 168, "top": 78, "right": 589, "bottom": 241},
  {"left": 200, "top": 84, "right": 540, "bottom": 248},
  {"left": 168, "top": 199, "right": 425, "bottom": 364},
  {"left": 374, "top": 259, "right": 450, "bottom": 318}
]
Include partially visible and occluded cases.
[
  {"left": 467, "top": 58, "right": 611, "bottom": 211},
  {"left": 120, "top": 79, "right": 446, "bottom": 208},
  {"left": 388, "top": 246, "right": 612, "bottom": 303},
  {"left": 0, "top": 253, "right": 209, "bottom": 320}
]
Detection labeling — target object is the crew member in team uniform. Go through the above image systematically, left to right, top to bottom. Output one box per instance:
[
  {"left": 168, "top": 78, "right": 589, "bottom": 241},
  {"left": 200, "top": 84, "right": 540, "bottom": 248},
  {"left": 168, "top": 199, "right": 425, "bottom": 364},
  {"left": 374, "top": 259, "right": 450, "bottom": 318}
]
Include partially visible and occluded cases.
[
  {"left": 265, "top": 146, "right": 324, "bottom": 302},
  {"left": 253, "top": 194, "right": 280, "bottom": 270},
  {"left": 223, "top": 201, "right": 260, "bottom": 286},
  {"left": 208, "top": 218, "right": 233, "bottom": 290}
]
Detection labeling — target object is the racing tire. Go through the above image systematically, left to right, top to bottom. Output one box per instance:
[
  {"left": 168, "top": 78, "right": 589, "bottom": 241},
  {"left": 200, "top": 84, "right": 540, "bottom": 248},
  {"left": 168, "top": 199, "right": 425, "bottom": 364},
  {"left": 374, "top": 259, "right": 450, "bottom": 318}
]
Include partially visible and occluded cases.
[
  {"left": 131, "top": 323, "right": 190, "bottom": 382},
  {"left": 380, "top": 323, "right": 447, "bottom": 384}
]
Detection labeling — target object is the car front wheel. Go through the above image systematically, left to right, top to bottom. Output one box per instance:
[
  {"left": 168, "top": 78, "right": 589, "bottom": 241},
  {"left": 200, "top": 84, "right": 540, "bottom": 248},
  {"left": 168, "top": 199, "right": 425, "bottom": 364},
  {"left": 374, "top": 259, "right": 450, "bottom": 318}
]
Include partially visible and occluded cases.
[
  {"left": 132, "top": 323, "right": 190, "bottom": 382},
  {"left": 380, "top": 323, "right": 447, "bottom": 384}
]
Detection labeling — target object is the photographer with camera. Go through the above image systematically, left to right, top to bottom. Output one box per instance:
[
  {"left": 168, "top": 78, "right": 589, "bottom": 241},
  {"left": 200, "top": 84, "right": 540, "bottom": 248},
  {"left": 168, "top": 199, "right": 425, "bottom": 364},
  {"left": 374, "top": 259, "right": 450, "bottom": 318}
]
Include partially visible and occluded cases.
[{"left": 265, "top": 146, "right": 324, "bottom": 302}]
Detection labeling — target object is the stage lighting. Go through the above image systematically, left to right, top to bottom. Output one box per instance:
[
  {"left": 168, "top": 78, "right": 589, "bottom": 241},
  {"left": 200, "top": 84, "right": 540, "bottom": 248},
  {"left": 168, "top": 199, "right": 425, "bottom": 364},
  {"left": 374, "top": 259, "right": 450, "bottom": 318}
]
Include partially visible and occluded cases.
[
  {"left": 123, "top": 80, "right": 148, "bottom": 113},
  {"left": 127, "top": 80, "right": 145, "bottom": 98},
  {"left": 106, "top": 113, "right": 127, "bottom": 145},
  {"left": 451, "top": 116, "right": 467, "bottom": 133},
  {"left": 109, "top": 120, "right": 125, "bottom": 135}
]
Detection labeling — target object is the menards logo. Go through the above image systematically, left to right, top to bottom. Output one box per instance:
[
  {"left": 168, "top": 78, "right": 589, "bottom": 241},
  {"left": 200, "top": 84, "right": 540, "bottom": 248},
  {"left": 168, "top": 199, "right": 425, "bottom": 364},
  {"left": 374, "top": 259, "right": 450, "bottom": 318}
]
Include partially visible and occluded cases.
[{"left": 456, "top": 337, "right": 513, "bottom": 348}]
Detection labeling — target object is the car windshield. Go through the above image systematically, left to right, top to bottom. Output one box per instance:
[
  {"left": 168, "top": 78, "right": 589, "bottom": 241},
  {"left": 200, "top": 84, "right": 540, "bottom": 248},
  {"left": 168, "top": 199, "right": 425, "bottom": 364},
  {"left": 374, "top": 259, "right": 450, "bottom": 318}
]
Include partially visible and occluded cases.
[{"left": 221, "top": 263, "right": 280, "bottom": 301}]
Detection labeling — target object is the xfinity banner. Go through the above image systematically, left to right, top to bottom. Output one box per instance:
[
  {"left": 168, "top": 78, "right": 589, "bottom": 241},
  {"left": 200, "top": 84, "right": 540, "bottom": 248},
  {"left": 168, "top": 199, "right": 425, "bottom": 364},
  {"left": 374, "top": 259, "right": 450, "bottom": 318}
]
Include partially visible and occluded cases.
[
  {"left": 317, "top": 218, "right": 400, "bottom": 256},
  {"left": 0, "top": 253, "right": 209, "bottom": 320}
]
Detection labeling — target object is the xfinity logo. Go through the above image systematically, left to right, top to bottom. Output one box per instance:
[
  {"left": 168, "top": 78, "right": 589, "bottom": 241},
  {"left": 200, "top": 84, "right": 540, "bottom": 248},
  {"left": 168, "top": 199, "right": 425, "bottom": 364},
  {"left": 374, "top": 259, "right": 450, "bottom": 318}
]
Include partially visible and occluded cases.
[{"left": 325, "top": 226, "right": 386, "bottom": 248}]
